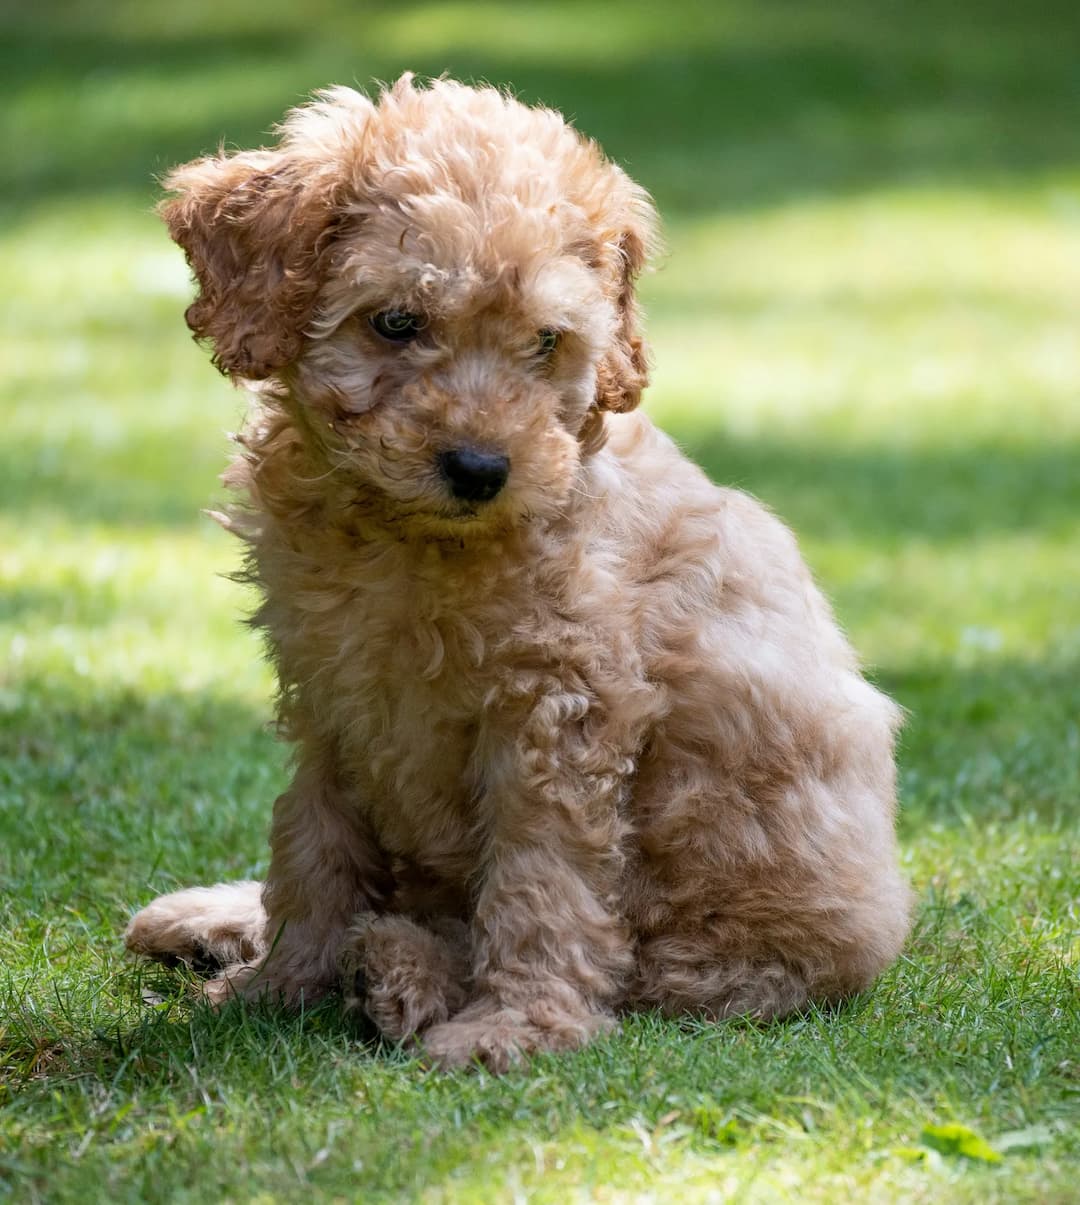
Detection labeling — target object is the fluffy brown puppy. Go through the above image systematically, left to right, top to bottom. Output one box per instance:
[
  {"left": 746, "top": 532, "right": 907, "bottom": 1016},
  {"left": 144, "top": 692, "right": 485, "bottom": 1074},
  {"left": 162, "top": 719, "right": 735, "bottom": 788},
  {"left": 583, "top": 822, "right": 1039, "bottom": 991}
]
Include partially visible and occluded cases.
[{"left": 126, "top": 75, "right": 912, "bottom": 1071}]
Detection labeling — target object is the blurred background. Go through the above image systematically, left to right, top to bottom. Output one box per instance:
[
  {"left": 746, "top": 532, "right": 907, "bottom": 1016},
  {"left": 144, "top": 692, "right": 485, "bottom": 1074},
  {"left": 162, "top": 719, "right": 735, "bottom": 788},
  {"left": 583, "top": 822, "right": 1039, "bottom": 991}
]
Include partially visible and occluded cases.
[{"left": 2, "top": 0, "right": 1078, "bottom": 898}]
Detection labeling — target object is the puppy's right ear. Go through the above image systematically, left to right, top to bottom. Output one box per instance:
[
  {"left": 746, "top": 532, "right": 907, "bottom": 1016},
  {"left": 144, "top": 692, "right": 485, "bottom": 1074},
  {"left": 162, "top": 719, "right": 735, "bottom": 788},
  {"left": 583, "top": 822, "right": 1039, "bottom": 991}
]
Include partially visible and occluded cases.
[{"left": 160, "top": 148, "right": 343, "bottom": 379}]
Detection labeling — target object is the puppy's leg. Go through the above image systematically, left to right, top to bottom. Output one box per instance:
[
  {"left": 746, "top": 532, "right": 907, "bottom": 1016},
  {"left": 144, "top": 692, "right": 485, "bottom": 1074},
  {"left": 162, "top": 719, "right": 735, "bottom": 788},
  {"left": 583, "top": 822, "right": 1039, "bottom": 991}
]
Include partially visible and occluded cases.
[
  {"left": 422, "top": 693, "right": 634, "bottom": 1072},
  {"left": 206, "top": 752, "right": 392, "bottom": 1007},
  {"left": 125, "top": 881, "right": 267, "bottom": 972},
  {"left": 339, "top": 914, "right": 470, "bottom": 1041}
]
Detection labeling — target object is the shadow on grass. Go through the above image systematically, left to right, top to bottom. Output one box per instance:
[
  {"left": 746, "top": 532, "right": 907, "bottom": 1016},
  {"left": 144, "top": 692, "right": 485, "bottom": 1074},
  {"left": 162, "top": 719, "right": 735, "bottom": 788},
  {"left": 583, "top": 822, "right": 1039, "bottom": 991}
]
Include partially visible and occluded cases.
[
  {"left": 4, "top": 0, "right": 1080, "bottom": 213},
  {"left": 678, "top": 429, "right": 1080, "bottom": 546},
  {"left": 882, "top": 656, "right": 1080, "bottom": 834},
  {"left": 0, "top": 684, "right": 284, "bottom": 905},
  {"left": 0, "top": 976, "right": 386, "bottom": 1100}
]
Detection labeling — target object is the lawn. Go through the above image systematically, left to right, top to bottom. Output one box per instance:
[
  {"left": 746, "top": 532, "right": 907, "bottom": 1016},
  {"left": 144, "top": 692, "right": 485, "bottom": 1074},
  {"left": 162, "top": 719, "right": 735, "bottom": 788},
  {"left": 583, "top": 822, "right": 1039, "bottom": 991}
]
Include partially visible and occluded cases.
[{"left": 2, "top": 1, "right": 1078, "bottom": 1201}]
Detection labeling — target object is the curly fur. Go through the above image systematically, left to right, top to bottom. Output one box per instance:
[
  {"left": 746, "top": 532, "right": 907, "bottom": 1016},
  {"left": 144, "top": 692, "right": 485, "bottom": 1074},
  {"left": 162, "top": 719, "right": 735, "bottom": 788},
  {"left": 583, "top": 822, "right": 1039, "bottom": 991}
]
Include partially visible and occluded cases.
[{"left": 125, "top": 75, "right": 912, "bottom": 1072}]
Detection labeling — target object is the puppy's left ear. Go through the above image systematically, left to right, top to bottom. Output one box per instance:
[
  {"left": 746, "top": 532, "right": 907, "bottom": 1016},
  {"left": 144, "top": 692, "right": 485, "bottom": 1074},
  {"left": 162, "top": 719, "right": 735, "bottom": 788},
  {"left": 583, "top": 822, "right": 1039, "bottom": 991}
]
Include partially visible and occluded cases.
[
  {"left": 160, "top": 88, "right": 373, "bottom": 380},
  {"left": 160, "top": 151, "right": 343, "bottom": 380},
  {"left": 595, "top": 189, "right": 657, "bottom": 414}
]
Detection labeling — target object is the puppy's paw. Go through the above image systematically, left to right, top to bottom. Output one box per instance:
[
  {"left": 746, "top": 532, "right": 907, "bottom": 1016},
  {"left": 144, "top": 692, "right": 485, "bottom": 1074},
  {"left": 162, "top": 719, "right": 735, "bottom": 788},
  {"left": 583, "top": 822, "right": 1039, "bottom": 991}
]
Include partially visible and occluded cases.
[
  {"left": 125, "top": 882, "right": 266, "bottom": 973},
  {"left": 339, "top": 913, "right": 470, "bottom": 1041},
  {"left": 421, "top": 998, "right": 614, "bottom": 1073}
]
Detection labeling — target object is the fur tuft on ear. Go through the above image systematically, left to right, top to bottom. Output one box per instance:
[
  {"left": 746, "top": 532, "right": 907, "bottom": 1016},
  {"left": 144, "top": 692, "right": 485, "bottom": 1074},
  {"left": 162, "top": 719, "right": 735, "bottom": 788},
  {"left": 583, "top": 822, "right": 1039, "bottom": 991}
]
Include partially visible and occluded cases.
[
  {"left": 160, "top": 88, "right": 374, "bottom": 379},
  {"left": 593, "top": 185, "right": 659, "bottom": 414}
]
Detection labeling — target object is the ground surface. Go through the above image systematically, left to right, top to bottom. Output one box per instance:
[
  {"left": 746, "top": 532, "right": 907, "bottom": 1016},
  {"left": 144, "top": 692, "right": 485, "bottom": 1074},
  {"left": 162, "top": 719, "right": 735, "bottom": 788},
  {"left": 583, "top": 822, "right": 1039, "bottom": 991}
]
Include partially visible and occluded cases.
[{"left": 2, "top": 2, "right": 1078, "bottom": 1201}]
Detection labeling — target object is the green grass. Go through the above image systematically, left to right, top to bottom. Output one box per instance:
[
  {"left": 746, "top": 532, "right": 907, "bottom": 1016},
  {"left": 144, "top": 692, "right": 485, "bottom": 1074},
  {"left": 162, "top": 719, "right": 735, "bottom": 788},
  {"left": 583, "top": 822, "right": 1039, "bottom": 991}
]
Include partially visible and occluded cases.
[{"left": 2, "top": 1, "right": 1079, "bottom": 1200}]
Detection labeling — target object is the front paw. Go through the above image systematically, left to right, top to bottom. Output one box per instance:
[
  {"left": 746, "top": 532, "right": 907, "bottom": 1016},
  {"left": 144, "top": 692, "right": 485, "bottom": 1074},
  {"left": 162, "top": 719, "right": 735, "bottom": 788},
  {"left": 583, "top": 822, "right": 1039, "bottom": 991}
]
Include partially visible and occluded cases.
[
  {"left": 339, "top": 913, "right": 470, "bottom": 1041},
  {"left": 421, "top": 999, "right": 614, "bottom": 1073}
]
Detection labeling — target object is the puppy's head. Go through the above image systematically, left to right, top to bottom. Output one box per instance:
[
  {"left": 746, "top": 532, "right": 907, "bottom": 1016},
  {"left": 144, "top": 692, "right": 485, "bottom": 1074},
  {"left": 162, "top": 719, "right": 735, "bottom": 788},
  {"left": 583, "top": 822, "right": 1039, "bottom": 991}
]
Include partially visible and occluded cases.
[{"left": 162, "top": 75, "right": 657, "bottom": 538}]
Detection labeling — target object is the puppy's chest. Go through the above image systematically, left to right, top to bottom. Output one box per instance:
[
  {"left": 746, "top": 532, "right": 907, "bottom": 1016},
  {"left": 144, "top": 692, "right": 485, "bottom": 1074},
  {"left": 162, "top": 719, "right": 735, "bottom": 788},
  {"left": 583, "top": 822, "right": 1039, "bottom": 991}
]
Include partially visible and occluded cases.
[
  {"left": 273, "top": 542, "right": 644, "bottom": 871},
  {"left": 332, "top": 614, "right": 485, "bottom": 850}
]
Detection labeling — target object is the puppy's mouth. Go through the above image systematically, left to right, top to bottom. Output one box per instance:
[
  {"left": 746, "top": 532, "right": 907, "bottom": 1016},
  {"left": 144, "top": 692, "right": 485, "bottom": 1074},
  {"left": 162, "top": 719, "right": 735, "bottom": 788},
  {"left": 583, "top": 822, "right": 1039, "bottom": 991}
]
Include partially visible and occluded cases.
[
  {"left": 351, "top": 487, "right": 517, "bottom": 540},
  {"left": 434, "top": 494, "right": 517, "bottom": 527},
  {"left": 430, "top": 501, "right": 483, "bottom": 525},
  {"left": 446, "top": 502, "right": 483, "bottom": 520}
]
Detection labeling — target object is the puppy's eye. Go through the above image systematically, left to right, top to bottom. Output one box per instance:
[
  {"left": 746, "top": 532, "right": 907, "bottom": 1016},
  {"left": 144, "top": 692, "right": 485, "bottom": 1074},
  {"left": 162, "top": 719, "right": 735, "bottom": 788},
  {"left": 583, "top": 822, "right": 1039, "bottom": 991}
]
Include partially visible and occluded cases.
[
  {"left": 370, "top": 310, "right": 427, "bottom": 342},
  {"left": 535, "top": 328, "right": 560, "bottom": 357}
]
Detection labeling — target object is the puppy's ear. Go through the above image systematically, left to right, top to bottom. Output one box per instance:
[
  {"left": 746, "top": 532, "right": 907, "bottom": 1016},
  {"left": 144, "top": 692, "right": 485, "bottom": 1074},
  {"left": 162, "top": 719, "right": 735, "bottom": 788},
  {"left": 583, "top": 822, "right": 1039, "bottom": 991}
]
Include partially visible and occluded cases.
[
  {"left": 160, "top": 85, "right": 378, "bottom": 379},
  {"left": 160, "top": 148, "right": 343, "bottom": 379},
  {"left": 594, "top": 195, "right": 656, "bottom": 414}
]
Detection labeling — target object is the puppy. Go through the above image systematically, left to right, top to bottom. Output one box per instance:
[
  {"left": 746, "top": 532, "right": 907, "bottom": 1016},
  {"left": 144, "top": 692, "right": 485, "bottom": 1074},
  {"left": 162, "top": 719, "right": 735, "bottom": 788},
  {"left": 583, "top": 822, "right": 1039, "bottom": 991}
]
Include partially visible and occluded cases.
[{"left": 126, "top": 75, "right": 912, "bottom": 1071}]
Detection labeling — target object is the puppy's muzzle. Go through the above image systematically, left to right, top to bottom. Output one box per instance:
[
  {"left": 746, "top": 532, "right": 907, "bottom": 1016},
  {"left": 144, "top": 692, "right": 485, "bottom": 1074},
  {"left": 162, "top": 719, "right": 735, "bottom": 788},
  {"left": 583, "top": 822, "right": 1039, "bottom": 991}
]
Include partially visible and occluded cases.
[{"left": 438, "top": 447, "right": 510, "bottom": 503}]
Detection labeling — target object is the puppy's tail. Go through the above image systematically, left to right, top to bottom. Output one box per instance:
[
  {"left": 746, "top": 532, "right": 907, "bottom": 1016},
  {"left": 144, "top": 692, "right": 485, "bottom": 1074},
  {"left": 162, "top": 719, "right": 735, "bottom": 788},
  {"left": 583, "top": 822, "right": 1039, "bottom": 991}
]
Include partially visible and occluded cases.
[{"left": 125, "top": 881, "right": 268, "bottom": 973}]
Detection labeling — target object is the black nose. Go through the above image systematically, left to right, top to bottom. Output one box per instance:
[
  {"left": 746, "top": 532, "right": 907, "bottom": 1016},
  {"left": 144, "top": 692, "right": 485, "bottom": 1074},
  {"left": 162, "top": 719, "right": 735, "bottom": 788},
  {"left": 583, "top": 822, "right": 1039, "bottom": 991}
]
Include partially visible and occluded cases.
[{"left": 438, "top": 447, "right": 510, "bottom": 503}]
